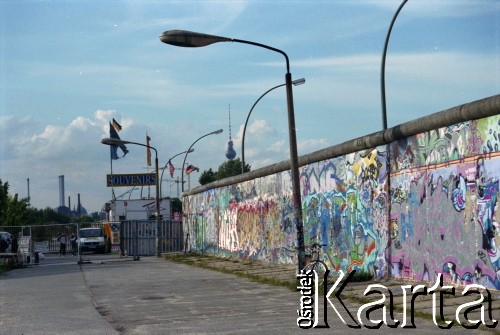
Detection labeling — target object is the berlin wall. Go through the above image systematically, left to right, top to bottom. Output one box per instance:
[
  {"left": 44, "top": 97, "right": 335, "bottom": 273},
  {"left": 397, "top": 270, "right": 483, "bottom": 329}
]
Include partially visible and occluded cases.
[{"left": 182, "top": 94, "right": 500, "bottom": 290}]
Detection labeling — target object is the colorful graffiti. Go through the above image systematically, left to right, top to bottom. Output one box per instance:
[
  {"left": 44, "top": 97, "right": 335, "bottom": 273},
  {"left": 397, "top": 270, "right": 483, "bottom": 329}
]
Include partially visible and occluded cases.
[{"left": 184, "top": 114, "right": 500, "bottom": 290}]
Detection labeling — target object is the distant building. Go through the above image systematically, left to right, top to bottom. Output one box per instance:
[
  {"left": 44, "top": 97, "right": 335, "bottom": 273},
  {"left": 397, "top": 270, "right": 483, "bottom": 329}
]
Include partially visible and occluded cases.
[{"left": 56, "top": 205, "right": 70, "bottom": 216}]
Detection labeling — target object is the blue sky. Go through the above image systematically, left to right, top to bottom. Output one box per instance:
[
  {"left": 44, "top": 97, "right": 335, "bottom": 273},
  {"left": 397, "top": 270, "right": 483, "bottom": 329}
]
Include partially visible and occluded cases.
[{"left": 1, "top": 0, "right": 499, "bottom": 213}]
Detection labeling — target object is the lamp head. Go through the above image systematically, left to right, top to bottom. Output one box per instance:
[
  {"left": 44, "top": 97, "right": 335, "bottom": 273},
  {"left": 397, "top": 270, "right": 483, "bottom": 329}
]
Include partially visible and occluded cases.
[
  {"left": 159, "top": 30, "right": 231, "bottom": 48},
  {"left": 292, "top": 78, "right": 306, "bottom": 86},
  {"left": 212, "top": 129, "right": 224, "bottom": 135},
  {"left": 101, "top": 138, "right": 128, "bottom": 146}
]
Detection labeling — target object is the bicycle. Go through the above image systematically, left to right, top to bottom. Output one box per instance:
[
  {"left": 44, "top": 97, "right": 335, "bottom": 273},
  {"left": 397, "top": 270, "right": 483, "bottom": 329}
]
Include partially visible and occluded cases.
[{"left": 302, "top": 242, "right": 330, "bottom": 287}]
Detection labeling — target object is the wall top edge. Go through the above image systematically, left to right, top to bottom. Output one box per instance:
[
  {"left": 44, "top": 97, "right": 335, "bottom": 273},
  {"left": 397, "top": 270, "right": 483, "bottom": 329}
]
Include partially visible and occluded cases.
[{"left": 184, "top": 94, "right": 500, "bottom": 197}]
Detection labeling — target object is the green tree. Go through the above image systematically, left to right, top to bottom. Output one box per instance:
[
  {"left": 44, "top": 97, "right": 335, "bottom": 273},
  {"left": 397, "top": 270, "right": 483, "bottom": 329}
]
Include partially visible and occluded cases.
[
  {"left": 198, "top": 158, "right": 251, "bottom": 186},
  {"left": 217, "top": 158, "right": 250, "bottom": 179},
  {"left": 199, "top": 168, "right": 217, "bottom": 186},
  {"left": 0, "top": 179, "right": 72, "bottom": 226},
  {"left": 0, "top": 180, "right": 30, "bottom": 226},
  {"left": 0, "top": 180, "right": 9, "bottom": 223},
  {"left": 171, "top": 198, "right": 182, "bottom": 213}
]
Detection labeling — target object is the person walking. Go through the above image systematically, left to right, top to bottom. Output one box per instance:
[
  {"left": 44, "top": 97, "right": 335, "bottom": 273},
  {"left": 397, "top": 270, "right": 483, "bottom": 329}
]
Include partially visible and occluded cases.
[
  {"left": 57, "top": 232, "right": 67, "bottom": 256},
  {"left": 70, "top": 233, "right": 78, "bottom": 256}
]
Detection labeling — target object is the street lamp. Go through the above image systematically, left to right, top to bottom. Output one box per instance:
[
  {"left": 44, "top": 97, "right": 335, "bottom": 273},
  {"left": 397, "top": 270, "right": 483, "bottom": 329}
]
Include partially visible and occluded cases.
[
  {"left": 380, "top": 0, "right": 408, "bottom": 280},
  {"left": 381, "top": 0, "right": 408, "bottom": 131},
  {"left": 160, "top": 30, "right": 306, "bottom": 272},
  {"left": 241, "top": 78, "right": 305, "bottom": 173},
  {"left": 181, "top": 129, "right": 223, "bottom": 193},
  {"left": 101, "top": 137, "right": 162, "bottom": 257},
  {"left": 159, "top": 149, "right": 194, "bottom": 198}
]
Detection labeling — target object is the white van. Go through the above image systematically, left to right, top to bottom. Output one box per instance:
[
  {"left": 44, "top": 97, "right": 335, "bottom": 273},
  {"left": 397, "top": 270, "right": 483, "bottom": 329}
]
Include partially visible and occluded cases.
[{"left": 78, "top": 228, "right": 105, "bottom": 254}]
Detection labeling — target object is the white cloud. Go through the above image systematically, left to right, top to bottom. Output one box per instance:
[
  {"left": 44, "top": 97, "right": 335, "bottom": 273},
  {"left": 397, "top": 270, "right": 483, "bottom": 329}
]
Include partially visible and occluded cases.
[
  {"left": 2, "top": 0, "right": 497, "bottom": 214},
  {"left": 121, "top": 0, "right": 248, "bottom": 34},
  {"left": 0, "top": 111, "right": 129, "bottom": 212},
  {"left": 299, "top": 138, "right": 330, "bottom": 154}
]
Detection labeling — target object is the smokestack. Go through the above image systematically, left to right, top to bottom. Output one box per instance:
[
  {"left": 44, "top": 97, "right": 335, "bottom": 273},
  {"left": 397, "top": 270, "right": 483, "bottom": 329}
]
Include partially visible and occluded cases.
[
  {"left": 59, "top": 175, "right": 65, "bottom": 207},
  {"left": 27, "top": 178, "right": 30, "bottom": 206},
  {"left": 78, "top": 193, "right": 81, "bottom": 217},
  {"left": 68, "top": 196, "right": 71, "bottom": 214}
]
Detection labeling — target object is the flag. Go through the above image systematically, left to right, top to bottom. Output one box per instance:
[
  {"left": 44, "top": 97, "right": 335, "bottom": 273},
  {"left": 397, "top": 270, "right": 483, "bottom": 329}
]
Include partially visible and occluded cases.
[
  {"left": 112, "top": 118, "right": 122, "bottom": 132},
  {"left": 109, "top": 122, "right": 128, "bottom": 159},
  {"left": 146, "top": 134, "right": 152, "bottom": 166},
  {"left": 168, "top": 160, "right": 175, "bottom": 178},
  {"left": 185, "top": 164, "right": 199, "bottom": 175}
]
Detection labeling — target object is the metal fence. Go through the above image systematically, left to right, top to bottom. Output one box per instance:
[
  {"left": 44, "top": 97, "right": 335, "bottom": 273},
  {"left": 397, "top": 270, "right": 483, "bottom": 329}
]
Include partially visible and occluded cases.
[
  {"left": 2, "top": 218, "right": 183, "bottom": 258},
  {"left": 121, "top": 219, "right": 183, "bottom": 257},
  {"left": 1, "top": 222, "right": 100, "bottom": 254}
]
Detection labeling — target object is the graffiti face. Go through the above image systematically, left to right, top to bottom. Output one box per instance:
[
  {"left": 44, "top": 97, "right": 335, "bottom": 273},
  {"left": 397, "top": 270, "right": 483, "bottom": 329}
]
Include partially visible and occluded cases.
[
  {"left": 451, "top": 175, "right": 467, "bottom": 211},
  {"left": 390, "top": 219, "right": 399, "bottom": 239}
]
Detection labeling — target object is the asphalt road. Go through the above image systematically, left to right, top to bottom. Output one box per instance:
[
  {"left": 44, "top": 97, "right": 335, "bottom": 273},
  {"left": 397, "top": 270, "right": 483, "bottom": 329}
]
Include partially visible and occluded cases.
[{"left": 0, "top": 253, "right": 497, "bottom": 334}]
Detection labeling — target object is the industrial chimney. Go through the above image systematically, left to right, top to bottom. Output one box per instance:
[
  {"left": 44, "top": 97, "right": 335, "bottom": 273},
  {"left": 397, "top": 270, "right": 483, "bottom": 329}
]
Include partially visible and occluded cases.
[
  {"left": 59, "top": 175, "right": 65, "bottom": 208},
  {"left": 78, "top": 193, "right": 81, "bottom": 217}
]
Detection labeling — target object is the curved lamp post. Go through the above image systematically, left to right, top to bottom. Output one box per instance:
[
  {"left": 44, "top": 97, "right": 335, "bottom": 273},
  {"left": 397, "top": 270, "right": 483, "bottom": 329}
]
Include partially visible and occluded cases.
[
  {"left": 380, "top": 0, "right": 408, "bottom": 280},
  {"left": 381, "top": 0, "right": 408, "bottom": 131},
  {"left": 160, "top": 30, "right": 306, "bottom": 271},
  {"left": 241, "top": 78, "right": 305, "bottom": 173},
  {"left": 181, "top": 129, "right": 223, "bottom": 193},
  {"left": 101, "top": 137, "right": 162, "bottom": 258},
  {"left": 159, "top": 149, "right": 194, "bottom": 198}
]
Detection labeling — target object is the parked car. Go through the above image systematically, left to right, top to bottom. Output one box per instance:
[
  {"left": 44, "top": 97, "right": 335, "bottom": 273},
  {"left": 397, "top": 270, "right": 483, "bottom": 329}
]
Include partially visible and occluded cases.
[
  {"left": 78, "top": 228, "right": 105, "bottom": 254},
  {"left": 0, "top": 231, "right": 12, "bottom": 252}
]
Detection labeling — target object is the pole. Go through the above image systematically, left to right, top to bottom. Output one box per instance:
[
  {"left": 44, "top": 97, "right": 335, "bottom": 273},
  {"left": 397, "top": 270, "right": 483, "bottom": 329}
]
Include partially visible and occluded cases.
[
  {"left": 381, "top": 0, "right": 408, "bottom": 280},
  {"left": 381, "top": 0, "right": 408, "bottom": 130},
  {"left": 158, "top": 31, "right": 304, "bottom": 271},
  {"left": 230, "top": 37, "right": 305, "bottom": 272},
  {"left": 284, "top": 72, "right": 305, "bottom": 273},
  {"left": 241, "top": 79, "right": 304, "bottom": 173},
  {"left": 242, "top": 83, "right": 285, "bottom": 173},
  {"left": 181, "top": 129, "right": 223, "bottom": 193},
  {"left": 101, "top": 137, "right": 161, "bottom": 258},
  {"left": 159, "top": 149, "right": 193, "bottom": 197},
  {"left": 110, "top": 153, "right": 116, "bottom": 200},
  {"left": 155, "top": 154, "right": 161, "bottom": 257},
  {"left": 176, "top": 176, "right": 180, "bottom": 198},
  {"left": 27, "top": 178, "right": 30, "bottom": 206},
  {"left": 134, "top": 221, "right": 140, "bottom": 261},
  {"left": 77, "top": 222, "right": 83, "bottom": 264}
]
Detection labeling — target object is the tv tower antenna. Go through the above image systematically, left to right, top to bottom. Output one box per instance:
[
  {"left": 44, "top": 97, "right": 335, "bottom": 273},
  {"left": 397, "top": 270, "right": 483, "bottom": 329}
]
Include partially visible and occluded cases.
[{"left": 225, "top": 104, "right": 236, "bottom": 160}]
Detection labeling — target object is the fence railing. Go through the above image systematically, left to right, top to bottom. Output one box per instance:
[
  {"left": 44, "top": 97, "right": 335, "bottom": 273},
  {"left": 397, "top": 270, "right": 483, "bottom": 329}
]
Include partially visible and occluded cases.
[
  {"left": 2, "top": 219, "right": 183, "bottom": 257},
  {"left": 121, "top": 219, "right": 183, "bottom": 257},
  {"left": 2, "top": 222, "right": 98, "bottom": 254}
]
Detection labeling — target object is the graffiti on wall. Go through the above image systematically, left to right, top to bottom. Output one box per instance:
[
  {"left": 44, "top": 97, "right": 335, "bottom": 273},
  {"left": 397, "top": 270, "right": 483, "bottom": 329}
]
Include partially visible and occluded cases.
[{"left": 184, "top": 114, "right": 500, "bottom": 290}]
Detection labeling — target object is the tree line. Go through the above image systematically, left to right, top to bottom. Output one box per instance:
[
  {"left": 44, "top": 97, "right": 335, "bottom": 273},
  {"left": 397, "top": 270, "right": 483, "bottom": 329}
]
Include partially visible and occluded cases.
[
  {"left": 1, "top": 158, "right": 249, "bottom": 226},
  {"left": 199, "top": 158, "right": 250, "bottom": 185},
  {"left": 0, "top": 179, "right": 79, "bottom": 227}
]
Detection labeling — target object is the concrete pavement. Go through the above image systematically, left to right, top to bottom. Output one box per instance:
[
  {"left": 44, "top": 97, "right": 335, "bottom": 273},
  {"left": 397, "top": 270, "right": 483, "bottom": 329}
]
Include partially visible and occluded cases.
[
  {"left": 0, "top": 253, "right": 498, "bottom": 334},
  {"left": 0, "top": 255, "right": 119, "bottom": 335}
]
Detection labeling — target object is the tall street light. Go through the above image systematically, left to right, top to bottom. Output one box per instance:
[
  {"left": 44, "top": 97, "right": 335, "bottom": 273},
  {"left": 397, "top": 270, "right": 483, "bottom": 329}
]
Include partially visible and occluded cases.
[
  {"left": 380, "top": 0, "right": 408, "bottom": 280},
  {"left": 381, "top": 0, "right": 408, "bottom": 131},
  {"left": 160, "top": 30, "right": 306, "bottom": 272},
  {"left": 241, "top": 78, "right": 305, "bottom": 174},
  {"left": 181, "top": 129, "right": 223, "bottom": 193},
  {"left": 101, "top": 137, "right": 162, "bottom": 257},
  {"left": 160, "top": 149, "right": 194, "bottom": 198}
]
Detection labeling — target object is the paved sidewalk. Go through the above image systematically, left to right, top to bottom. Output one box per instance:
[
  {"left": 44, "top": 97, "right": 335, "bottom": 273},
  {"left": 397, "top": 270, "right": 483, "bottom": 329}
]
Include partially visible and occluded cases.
[
  {"left": 0, "top": 253, "right": 498, "bottom": 334},
  {"left": 165, "top": 253, "right": 500, "bottom": 332},
  {"left": 0, "top": 255, "right": 119, "bottom": 334}
]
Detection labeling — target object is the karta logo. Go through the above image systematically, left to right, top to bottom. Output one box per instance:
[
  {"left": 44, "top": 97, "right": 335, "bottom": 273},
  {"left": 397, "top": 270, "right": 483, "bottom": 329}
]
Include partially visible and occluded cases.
[{"left": 297, "top": 269, "right": 498, "bottom": 330}]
